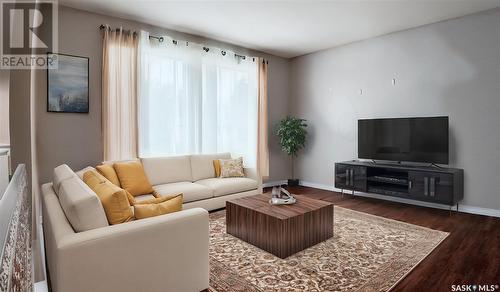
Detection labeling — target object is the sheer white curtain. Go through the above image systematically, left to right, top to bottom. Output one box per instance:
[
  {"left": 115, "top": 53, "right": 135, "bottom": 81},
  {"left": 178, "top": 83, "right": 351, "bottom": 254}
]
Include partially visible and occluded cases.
[
  {"left": 138, "top": 31, "right": 258, "bottom": 167},
  {"left": 138, "top": 32, "right": 201, "bottom": 157}
]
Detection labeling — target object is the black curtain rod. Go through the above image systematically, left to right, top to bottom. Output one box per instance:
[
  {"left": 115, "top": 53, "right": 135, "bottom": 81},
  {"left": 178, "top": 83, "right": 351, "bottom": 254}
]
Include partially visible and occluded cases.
[
  {"left": 98, "top": 24, "right": 266, "bottom": 63},
  {"left": 99, "top": 24, "right": 137, "bottom": 36},
  {"left": 100, "top": 24, "right": 164, "bottom": 42},
  {"left": 149, "top": 35, "right": 164, "bottom": 42}
]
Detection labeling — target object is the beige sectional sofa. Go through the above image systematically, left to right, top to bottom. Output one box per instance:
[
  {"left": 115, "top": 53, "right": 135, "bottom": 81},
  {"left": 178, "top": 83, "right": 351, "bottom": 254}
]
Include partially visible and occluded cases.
[
  {"left": 41, "top": 153, "right": 261, "bottom": 292},
  {"left": 140, "top": 153, "right": 262, "bottom": 210}
]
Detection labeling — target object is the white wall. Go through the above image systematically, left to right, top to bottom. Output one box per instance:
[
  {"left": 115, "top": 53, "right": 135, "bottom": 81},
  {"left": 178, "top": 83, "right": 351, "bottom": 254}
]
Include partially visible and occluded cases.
[{"left": 290, "top": 8, "right": 500, "bottom": 210}]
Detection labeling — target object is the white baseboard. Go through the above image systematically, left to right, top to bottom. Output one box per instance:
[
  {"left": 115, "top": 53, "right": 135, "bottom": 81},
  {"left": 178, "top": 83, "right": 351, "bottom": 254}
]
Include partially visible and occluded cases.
[
  {"left": 263, "top": 180, "right": 287, "bottom": 188},
  {"left": 299, "top": 180, "right": 500, "bottom": 218},
  {"left": 299, "top": 181, "right": 336, "bottom": 191},
  {"left": 458, "top": 205, "right": 500, "bottom": 217}
]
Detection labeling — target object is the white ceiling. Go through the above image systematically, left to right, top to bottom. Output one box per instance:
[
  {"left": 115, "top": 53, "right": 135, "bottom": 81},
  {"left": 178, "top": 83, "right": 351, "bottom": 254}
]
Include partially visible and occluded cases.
[{"left": 60, "top": 0, "right": 500, "bottom": 58}]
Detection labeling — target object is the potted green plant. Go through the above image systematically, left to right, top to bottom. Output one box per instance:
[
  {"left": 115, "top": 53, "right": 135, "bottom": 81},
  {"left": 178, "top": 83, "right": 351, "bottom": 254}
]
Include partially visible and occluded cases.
[{"left": 276, "top": 116, "right": 308, "bottom": 186}]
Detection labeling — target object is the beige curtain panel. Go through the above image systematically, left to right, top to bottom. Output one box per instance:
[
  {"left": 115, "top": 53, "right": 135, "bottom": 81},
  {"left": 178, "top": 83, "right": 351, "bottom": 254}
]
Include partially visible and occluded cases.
[
  {"left": 102, "top": 27, "right": 139, "bottom": 161},
  {"left": 257, "top": 58, "right": 270, "bottom": 179}
]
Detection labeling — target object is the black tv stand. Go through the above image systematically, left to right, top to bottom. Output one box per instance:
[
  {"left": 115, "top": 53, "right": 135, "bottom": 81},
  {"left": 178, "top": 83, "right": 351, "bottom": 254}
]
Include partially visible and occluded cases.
[
  {"left": 335, "top": 161, "right": 464, "bottom": 207},
  {"left": 430, "top": 163, "right": 444, "bottom": 169}
]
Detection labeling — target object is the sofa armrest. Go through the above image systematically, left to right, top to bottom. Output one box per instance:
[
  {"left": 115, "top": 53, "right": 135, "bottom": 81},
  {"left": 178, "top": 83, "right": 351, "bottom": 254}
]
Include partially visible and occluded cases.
[
  {"left": 244, "top": 167, "right": 259, "bottom": 182},
  {"left": 244, "top": 167, "right": 262, "bottom": 193},
  {"left": 53, "top": 208, "right": 209, "bottom": 292}
]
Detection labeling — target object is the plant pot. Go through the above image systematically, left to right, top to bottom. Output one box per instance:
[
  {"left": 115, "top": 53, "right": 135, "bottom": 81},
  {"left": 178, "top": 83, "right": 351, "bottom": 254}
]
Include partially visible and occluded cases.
[{"left": 287, "top": 179, "right": 299, "bottom": 187}]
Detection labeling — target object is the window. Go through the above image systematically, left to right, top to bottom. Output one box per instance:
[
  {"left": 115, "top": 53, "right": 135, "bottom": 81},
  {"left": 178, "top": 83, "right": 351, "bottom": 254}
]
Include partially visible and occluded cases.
[{"left": 138, "top": 33, "right": 257, "bottom": 167}]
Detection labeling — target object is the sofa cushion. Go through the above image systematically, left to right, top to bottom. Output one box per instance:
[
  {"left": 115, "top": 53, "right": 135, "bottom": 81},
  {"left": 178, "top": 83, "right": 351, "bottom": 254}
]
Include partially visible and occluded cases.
[
  {"left": 190, "top": 153, "right": 231, "bottom": 181},
  {"left": 142, "top": 156, "right": 192, "bottom": 185},
  {"left": 219, "top": 157, "right": 245, "bottom": 178},
  {"left": 213, "top": 159, "right": 222, "bottom": 177},
  {"left": 114, "top": 161, "right": 155, "bottom": 197},
  {"left": 53, "top": 164, "right": 77, "bottom": 195},
  {"left": 96, "top": 164, "right": 121, "bottom": 187},
  {"left": 75, "top": 166, "right": 96, "bottom": 180},
  {"left": 83, "top": 170, "right": 134, "bottom": 225},
  {"left": 58, "top": 176, "right": 109, "bottom": 232},
  {"left": 195, "top": 177, "right": 258, "bottom": 197},
  {"left": 154, "top": 182, "right": 213, "bottom": 203},
  {"left": 133, "top": 193, "right": 182, "bottom": 205},
  {"left": 133, "top": 194, "right": 183, "bottom": 220},
  {"left": 134, "top": 194, "right": 157, "bottom": 203}
]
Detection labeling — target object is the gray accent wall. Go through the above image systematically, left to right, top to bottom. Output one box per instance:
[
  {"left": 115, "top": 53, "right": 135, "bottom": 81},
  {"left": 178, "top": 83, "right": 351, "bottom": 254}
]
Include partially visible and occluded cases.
[
  {"left": 35, "top": 6, "right": 291, "bottom": 183},
  {"left": 290, "top": 8, "right": 500, "bottom": 210},
  {"left": 9, "top": 70, "right": 32, "bottom": 185},
  {"left": 0, "top": 71, "right": 9, "bottom": 145}
]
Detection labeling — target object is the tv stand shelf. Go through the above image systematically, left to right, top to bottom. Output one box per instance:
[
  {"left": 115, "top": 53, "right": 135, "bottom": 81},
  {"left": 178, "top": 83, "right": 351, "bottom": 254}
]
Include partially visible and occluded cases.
[
  {"left": 335, "top": 161, "right": 464, "bottom": 206},
  {"left": 367, "top": 176, "right": 409, "bottom": 186}
]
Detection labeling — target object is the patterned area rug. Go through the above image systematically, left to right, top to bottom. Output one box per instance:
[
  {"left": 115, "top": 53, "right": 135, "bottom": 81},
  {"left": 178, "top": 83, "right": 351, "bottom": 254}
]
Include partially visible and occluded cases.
[{"left": 209, "top": 206, "right": 448, "bottom": 292}]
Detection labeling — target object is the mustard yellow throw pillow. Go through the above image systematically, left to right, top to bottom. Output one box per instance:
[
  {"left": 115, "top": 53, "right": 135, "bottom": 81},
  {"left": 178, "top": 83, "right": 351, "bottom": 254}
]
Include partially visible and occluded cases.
[
  {"left": 213, "top": 159, "right": 222, "bottom": 177},
  {"left": 113, "top": 161, "right": 155, "bottom": 197},
  {"left": 96, "top": 164, "right": 121, "bottom": 187},
  {"left": 96, "top": 164, "right": 136, "bottom": 204},
  {"left": 83, "top": 170, "right": 134, "bottom": 225},
  {"left": 133, "top": 193, "right": 182, "bottom": 205},
  {"left": 134, "top": 194, "right": 183, "bottom": 220}
]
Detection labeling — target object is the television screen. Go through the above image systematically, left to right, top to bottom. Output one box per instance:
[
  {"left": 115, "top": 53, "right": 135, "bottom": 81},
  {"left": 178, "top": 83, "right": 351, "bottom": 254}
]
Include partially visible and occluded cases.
[{"left": 358, "top": 117, "right": 449, "bottom": 164}]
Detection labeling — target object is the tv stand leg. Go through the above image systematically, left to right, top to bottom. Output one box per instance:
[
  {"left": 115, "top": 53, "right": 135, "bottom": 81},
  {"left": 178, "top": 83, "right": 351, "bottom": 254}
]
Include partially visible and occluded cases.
[
  {"left": 340, "top": 189, "right": 355, "bottom": 199},
  {"left": 449, "top": 204, "right": 459, "bottom": 216}
]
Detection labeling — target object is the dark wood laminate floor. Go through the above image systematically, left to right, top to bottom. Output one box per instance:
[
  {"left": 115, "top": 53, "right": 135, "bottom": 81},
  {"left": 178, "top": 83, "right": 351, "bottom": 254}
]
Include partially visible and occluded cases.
[{"left": 263, "top": 186, "right": 500, "bottom": 292}]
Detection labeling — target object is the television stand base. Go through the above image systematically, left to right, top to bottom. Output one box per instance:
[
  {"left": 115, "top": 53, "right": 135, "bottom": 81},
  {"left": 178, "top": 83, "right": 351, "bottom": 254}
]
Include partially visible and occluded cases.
[
  {"left": 335, "top": 161, "right": 464, "bottom": 207},
  {"left": 430, "top": 163, "right": 444, "bottom": 169},
  {"left": 340, "top": 188, "right": 355, "bottom": 198}
]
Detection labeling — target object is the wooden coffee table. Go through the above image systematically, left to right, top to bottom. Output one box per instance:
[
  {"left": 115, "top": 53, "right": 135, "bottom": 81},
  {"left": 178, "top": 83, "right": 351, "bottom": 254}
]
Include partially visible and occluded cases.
[{"left": 226, "top": 194, "right": 334, "bottom": 259}]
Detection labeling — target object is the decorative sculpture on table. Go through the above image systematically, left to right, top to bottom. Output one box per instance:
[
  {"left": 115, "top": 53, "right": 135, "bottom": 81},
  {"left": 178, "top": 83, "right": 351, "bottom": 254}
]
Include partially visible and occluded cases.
[{"left": 269, "top": 186, "right": 296, "bottom": 205}]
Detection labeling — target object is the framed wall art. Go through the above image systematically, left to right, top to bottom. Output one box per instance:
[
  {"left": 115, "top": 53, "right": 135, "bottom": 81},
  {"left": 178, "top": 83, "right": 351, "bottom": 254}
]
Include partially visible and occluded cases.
[{"left": 47, "top": 53, "right": 89, "bottom": 113}]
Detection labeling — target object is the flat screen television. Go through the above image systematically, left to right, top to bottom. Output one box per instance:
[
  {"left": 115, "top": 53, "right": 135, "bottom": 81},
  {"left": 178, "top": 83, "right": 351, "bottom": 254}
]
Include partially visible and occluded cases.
[{"left": 358, "top": 116, "right": 449, "bottom": 164}]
